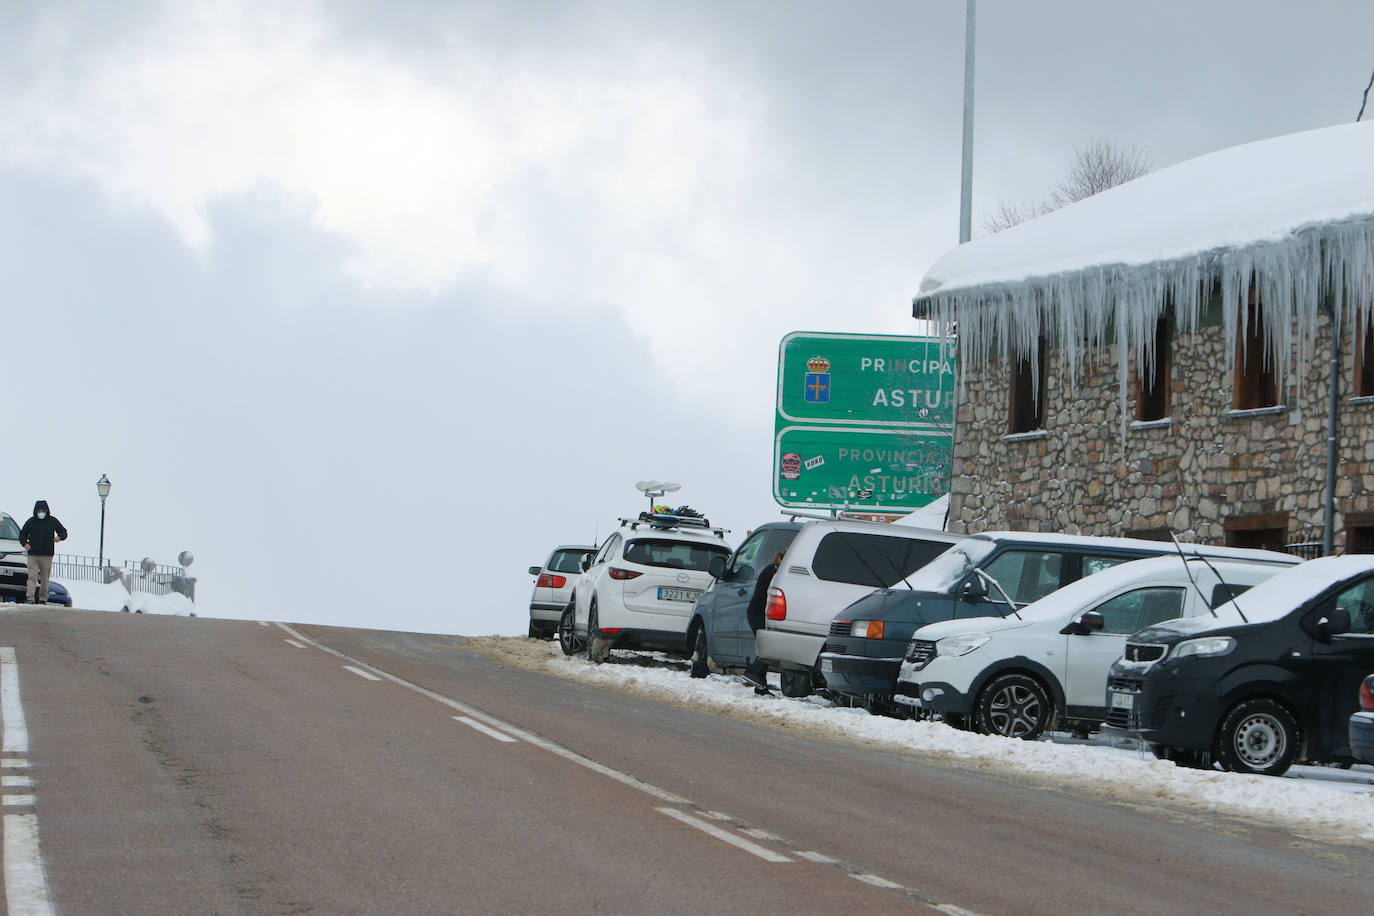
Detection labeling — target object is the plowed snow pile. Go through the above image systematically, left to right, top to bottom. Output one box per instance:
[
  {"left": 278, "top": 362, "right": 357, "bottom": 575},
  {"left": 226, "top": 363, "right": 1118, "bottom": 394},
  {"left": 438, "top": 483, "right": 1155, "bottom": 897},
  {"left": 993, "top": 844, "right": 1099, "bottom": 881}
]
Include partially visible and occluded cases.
[{"left": 468, "top": 636, "right": 1374, "bottom": 846}]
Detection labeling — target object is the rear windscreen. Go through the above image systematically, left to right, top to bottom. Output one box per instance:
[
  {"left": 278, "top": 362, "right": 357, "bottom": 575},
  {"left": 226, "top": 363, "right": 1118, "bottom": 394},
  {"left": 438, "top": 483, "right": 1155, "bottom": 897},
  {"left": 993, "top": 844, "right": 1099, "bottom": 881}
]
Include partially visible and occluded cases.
[
  {"left": 811, "top": 533, "right": 950, "bottom": 588},
  {"left": 624, "top": 539, "right": 731, "bottom": 572},
  {"left": 547, "top": 549, "right": 592, "bottom": 574}
]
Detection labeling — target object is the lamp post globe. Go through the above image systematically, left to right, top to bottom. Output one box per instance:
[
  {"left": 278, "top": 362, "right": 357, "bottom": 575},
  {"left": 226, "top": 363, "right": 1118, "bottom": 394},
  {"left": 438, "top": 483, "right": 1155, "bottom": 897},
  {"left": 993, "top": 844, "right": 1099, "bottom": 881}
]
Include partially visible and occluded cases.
[{"left": 96, "top": 474, "right": 112, "bottom": 571}]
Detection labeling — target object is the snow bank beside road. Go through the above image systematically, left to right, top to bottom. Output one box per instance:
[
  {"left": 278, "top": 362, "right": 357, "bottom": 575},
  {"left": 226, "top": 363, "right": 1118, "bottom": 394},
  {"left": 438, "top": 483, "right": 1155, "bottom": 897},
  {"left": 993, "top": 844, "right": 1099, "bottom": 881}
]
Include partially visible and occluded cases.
[
  {"left": 59, "top": 580, "right": 196, "bottom": 616},
  {"left": 468, "top": 637, "right": 1374, "bottom": 846}
]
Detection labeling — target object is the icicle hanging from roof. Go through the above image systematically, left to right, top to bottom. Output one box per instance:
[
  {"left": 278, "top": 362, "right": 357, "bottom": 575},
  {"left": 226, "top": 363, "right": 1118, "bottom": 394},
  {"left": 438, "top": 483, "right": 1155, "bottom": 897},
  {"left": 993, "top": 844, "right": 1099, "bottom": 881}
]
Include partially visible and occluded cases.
[{"left": 915, "top": 216, "right": 1374, "bottom": 442}]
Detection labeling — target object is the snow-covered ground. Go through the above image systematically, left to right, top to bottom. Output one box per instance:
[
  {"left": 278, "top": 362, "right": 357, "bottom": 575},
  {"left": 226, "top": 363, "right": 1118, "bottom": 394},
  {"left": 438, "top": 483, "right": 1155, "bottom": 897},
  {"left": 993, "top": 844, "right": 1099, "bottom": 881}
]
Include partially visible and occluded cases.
[
  {"left": 56, "top": 579, "right": 196, "bottom": 616},
  {"left": 468, "top": 637, "right": 1374, "bottom": 846}
]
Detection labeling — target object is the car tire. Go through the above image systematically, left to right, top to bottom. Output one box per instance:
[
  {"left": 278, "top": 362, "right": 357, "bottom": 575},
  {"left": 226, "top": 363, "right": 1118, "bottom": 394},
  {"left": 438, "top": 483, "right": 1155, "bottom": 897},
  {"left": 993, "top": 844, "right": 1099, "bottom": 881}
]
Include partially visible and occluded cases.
[
  {"left": 585, "top": 600, "right": 609, "bottom": 664},
  {"left": 557, "top": 603, "right": 584, "bottom": 657},
  {"left": 688, "top": 623, "right": 709, "bottom": 679},
  {"left": 779, "top": 669, "right": 812, "bottom": 698},
  {"left": 975, "top": 673, "right": 1054, "bottom": 740},
  {"left": 1214, "top": 698, "right": 1300, "bottom": 776}
]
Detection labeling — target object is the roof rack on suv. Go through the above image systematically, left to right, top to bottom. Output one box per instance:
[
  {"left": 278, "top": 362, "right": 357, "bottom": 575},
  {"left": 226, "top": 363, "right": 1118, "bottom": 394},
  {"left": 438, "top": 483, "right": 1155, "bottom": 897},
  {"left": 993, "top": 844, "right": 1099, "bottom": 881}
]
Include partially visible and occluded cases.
[{"left": 618, "top": 511, "right": 728, "bottom": 537}]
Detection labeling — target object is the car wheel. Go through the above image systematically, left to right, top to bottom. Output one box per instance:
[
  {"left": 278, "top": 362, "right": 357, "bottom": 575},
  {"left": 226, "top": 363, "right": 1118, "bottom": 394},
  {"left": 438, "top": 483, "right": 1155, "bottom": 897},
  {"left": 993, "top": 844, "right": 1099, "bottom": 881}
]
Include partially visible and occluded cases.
[
  {"left": 585, "top": 600, "right": 608, "bottom": 664},
  {"left": 557, "top": 603, "right": 584, "bottom": 656},
  {"left": 688, "top": 624, "right": 709, "bottom": 679},
  {"left": 779, "top": 669, "right": 812, "bottom": 698},
  {"left": 976, "top": 673, "right": 1054, "bottom": 740},
  {"left": 1214, "top": 698, "right": 1300, "bottom": 776}
]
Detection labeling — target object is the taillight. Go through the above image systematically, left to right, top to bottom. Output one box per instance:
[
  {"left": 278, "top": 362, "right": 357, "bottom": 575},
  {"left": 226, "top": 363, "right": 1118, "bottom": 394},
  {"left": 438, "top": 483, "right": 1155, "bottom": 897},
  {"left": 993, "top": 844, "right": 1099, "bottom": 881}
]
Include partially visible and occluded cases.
[
  {"left": 609, "top": 567, "right": 642, "bottom": 580},
  {"left": 536, "top": 574, "right": 567, "bottom": 589},
  {"left": 765, "top": 587, "right": 786, "bottom": 620},
  {"left": 1360, "top": 678, "right": 1374, "bottom": 711}
]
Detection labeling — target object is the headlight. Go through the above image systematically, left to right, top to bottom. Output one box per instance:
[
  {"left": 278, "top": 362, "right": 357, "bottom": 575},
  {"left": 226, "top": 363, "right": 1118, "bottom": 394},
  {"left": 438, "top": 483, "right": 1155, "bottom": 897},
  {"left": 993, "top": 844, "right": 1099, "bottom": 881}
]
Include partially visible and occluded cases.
[
  {"left": 851, "top": 620, "right": 884, "bottom": 639},
  {"left": 936, "top": 633, "right": 990, "bottom": 657},
  {"left": 1171, "top": 636, "right": 1236, "bottom": 660}
]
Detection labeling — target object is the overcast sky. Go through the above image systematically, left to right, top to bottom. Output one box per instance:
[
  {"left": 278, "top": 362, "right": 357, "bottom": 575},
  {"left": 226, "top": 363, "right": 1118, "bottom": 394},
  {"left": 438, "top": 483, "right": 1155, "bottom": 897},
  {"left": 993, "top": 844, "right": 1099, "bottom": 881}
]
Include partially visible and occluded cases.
[{"left": 3, "top": 0, "right": 1370, "bottom": 635}]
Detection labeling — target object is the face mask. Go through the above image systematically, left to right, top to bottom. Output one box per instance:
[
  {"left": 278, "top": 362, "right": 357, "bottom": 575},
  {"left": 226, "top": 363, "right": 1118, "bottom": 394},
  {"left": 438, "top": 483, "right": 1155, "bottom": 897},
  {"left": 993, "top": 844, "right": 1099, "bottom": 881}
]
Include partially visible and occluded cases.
[{"left": 36, "top": 512, "right": 46, "bottom": 519}]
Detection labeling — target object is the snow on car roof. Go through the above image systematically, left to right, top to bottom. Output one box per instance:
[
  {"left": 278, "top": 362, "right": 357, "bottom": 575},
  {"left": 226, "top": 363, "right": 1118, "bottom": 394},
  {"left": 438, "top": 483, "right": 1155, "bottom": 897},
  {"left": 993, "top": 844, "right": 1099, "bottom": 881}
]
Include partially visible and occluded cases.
[
  {"left": 966, "top": 530, "right": 1298, "bottom": 564},
  {"left": 1162, "top": 554, "right": 1374, "bottom": 633}
]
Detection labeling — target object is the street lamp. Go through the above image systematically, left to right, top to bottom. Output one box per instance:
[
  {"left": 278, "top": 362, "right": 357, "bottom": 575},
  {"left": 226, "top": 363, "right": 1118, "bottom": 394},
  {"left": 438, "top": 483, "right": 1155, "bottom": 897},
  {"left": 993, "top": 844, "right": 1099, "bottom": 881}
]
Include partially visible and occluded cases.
[{"left": 96, "top": 474, "right": 111, "bottom": 571}]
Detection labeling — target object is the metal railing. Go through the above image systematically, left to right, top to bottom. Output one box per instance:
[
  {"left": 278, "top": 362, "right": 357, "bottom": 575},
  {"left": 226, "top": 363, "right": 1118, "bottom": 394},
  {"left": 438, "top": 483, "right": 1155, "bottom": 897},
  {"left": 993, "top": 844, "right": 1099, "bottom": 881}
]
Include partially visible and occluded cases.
[{"left": 53, "top": 553, "right": 195, "bottom": 598}]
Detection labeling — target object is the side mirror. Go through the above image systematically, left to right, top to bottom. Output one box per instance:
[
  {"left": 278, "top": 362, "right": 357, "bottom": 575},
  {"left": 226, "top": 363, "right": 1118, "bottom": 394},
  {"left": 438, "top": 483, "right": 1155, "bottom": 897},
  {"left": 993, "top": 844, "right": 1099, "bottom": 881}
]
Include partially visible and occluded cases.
[
  {"left": 708, "top": 555, "right": 727, "bottom": 581},
  {"left": 528, "top": 565, "right": 542, "bottom": 576},
  {"left": 962, "top": 576, "right": 987, "bottom": 600},
  {"left": 1315, "top": 607, "right": 1352, "bottom": 642},
  {"left": 1060, "top": 610, "right": 1105, "bottom": 636}
]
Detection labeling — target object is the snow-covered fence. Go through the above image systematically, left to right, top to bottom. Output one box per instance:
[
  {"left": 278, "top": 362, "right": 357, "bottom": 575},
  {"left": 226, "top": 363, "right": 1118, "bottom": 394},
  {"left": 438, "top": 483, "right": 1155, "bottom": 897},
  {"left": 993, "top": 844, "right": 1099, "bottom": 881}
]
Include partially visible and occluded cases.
[{"left": 53, "top": 554, "right": 194, "bottom": 599}]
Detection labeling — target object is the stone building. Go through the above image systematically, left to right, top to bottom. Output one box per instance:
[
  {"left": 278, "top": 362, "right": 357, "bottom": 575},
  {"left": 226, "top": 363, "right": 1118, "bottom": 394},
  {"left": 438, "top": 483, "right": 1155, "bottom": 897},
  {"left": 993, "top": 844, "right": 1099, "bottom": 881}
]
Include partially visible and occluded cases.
[{"left": 912, "top": 122, "right": 1374, "bottom": 554}]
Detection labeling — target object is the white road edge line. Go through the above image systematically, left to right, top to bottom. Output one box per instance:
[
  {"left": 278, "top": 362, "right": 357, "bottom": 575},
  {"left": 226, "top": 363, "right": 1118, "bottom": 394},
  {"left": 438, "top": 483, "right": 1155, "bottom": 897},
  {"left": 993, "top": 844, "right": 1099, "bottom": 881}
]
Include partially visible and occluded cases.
[
  {"left": 257, "top": 621, "right": 271, "bottom": 627},
  {"left": 274, "top": 623, "right": 691, "bottom": 805},
  {"left": 283, "top": 639, "right": 307, "bottom": 649},
  {"left": 1, "top": 648, "right": 29, "bottom": 755},
  {"left": 0, "top": 649, "right": 53, "bottom": 916},
  {"left": 343, "top": 666, "right": 382, "bottom": 682},
  {"left": 453, "top": 716, "right": 518, "bottom": 743},
  {"left": 655, "top": 808, "right": 790, "bottom": 863},
  {"left": 4, "top": 814, "right": 54, "bottom": 916},
  {"left": 795, "top": 850, "right": 839, "bottom": 864},
  {"left": 851, "top": 873, "right": 904, "bottom": 890},
  {"left": 933, "top": 905, "right": 987, "bottom": 916}
]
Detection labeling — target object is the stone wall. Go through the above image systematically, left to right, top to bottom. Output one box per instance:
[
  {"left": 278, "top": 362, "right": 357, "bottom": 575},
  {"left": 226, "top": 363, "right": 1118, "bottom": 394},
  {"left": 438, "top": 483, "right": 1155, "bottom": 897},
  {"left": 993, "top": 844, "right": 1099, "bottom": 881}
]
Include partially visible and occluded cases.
[{"left": 949, "top": 310, "right": 1374, "bottom": 548}]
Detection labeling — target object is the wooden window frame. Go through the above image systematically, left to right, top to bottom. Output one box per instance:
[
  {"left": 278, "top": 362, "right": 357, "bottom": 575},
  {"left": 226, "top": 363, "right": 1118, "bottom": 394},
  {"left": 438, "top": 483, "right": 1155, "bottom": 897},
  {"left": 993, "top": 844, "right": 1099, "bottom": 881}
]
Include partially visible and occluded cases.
[
  {"left": 1234, "top": 290, "right": 1278, "bottom": 410},
  {"left": 1137, "top": 307, "right": 1173, "bottom": 421},
  {"left": 1356, "top": 319, "right": 1374, "bottom": 398},
  {"left": 1009, "top": 336, "right": 1047, "bottom": 434},
  {"left": 1346, "top": 511, "right": 1374, "bottom": 554},
  {"left": 1223, "top": 512, "right": 1289, "bottom": 553}
]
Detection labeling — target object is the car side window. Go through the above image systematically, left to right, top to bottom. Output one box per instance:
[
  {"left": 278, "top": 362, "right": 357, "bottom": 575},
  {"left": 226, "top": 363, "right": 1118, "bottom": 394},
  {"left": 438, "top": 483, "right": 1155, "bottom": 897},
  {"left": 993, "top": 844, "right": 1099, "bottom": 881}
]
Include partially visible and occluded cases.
[
  {"left": 728, "top": 533, "right": 767, "bottom": 581},
  {"left": 595, "top": 534, "right": 621, "bottom": 566},
  {"left": 980, "top": 550, "right": 1065, "bottom": 605},
  {"left": 1082, "top": 554, "right": 1131, "bottom": 577},
  {"left": 1332, "top": 577, "right": 1374, "bottom": 634},
  {"left": 1091, "top": 587, "right": 1187, "bottom": 635}
]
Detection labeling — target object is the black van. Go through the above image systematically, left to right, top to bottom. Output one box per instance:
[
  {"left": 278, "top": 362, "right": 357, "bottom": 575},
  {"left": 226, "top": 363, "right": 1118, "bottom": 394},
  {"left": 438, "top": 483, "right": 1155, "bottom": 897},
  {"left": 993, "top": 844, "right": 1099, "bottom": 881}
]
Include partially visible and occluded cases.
[
  {"left": 820, "top": 531, "right": 1297, "bottom": 715},
  {"left": 1106, "top": 555, "right": 1374, "bottom": 776}
]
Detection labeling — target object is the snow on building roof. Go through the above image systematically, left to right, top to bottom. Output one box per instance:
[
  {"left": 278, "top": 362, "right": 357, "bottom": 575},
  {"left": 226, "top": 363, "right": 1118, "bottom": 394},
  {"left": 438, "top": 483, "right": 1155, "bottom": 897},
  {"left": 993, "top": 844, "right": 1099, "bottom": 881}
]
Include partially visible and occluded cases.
[{"left": 912, "top": 121, "right": 1374, "bottom": 429}]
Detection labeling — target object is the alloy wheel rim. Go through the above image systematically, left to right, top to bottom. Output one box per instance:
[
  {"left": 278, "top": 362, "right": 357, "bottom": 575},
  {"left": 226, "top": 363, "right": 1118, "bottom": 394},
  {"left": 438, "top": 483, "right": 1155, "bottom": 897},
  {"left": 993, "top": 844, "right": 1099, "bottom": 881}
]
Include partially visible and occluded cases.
[{"left": 989, "top": 684, "right": 1042, "bottom": 737}]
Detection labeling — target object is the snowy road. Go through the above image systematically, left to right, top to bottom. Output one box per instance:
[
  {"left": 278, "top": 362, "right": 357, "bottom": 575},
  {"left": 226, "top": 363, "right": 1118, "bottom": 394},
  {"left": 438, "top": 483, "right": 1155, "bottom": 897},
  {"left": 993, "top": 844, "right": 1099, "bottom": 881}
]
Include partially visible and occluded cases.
[{"left": 1, "top": 608, "right": 1372, "bottom": 913}]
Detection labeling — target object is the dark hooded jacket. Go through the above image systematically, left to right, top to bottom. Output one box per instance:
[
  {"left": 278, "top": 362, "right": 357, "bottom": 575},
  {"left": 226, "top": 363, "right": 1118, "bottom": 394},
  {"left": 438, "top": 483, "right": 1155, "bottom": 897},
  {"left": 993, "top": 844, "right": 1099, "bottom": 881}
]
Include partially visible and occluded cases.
[{"left": 19, "top": 501, "right": 68, "bottom": 557}]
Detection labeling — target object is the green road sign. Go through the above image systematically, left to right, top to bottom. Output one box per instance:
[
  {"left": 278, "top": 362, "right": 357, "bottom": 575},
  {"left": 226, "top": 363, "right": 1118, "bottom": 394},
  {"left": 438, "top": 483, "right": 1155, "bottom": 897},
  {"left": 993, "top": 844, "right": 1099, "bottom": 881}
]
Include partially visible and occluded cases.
[
  {"left": 776, "top": 331, "right": 954, "bottom": 430},
  {"left": 774, "top": 332, "right": 954, "bottom": 514},
  {"left": 774, "top": 426, "right": 952, "bottom": 513}
]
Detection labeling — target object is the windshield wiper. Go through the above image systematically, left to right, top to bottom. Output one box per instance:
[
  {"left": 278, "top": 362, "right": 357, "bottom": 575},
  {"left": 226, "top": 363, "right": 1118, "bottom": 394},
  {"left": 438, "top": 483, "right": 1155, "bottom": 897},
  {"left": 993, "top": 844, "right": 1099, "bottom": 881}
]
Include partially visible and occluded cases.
[
  {"left": 1168, "top": 532, "right": 1246, "bottom": 622},
  {"left": 973, "top": 568, "right": 1022, "bottom": 620}
]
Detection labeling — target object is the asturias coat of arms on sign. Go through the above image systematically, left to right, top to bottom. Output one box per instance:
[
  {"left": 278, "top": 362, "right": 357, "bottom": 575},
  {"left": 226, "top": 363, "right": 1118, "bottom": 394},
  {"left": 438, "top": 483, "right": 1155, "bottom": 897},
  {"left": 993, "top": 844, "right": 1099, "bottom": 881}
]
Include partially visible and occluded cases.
[{"left": 803, "top": 356, "right": 831, "bottom": 403}]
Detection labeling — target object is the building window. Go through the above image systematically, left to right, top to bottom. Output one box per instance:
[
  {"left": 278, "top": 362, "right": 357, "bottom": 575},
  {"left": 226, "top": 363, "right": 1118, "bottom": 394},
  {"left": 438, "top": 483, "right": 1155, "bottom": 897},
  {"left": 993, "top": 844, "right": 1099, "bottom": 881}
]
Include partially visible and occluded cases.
[
  {"left": 1234, "top": 292, "right": 1278, "bottom": 409},
  {"left": 1137, "top": 307, "right": 1173, "bottom": 421},
  {"left": 1357, "top": 319, "right": 1374, "bottom": 398},
  {"left": 1009, "top": 337, "right": 1046, "bottom": 433},
  {"left": 1224, "top": 512, "right": 1288, "bottom": 553},
  {"left": 1347, "top": 512, "right": 1374, "bottom": 554}
]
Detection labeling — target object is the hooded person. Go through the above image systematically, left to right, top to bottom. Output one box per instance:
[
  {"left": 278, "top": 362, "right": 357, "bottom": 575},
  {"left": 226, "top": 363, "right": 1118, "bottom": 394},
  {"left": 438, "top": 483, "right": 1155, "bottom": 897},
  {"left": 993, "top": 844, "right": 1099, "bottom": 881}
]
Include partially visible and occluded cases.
[{"left": 19, "top": 500, "right": 67, "bottom": 604}]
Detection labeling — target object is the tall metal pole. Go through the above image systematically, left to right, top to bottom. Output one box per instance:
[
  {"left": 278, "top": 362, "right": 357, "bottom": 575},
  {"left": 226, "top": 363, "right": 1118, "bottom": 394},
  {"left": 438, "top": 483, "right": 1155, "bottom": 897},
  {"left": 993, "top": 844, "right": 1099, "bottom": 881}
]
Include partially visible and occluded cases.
[
  {"left": 959, "top": 0, "right": 976, "bottom": 244},
  {"left": 1323, "top": 295, "right": 1340, "bottom": 555},
  {"left": 99, "top": 497, "right": 107, "bottom": 570}
]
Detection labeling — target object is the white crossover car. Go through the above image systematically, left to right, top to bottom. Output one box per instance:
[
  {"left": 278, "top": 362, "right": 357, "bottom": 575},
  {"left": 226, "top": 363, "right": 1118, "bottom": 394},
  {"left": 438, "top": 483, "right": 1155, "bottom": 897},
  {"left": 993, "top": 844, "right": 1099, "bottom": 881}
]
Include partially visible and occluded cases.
[
  {"left": 561, "top": 512, "right": 732, "bottom": 663},
  {"left": 894, "top": 553, "right": 1297, "bottom": 739}
]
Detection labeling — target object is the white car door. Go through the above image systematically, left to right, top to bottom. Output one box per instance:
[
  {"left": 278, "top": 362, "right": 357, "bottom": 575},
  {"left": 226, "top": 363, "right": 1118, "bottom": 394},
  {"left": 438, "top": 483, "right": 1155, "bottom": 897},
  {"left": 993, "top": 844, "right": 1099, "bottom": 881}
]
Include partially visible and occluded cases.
[
  {"left": 577, "top": 534, "right": 620, "bottom": 630},
  {"left": 1063, "top": 586, "right": 1187, "bottom": 710}
]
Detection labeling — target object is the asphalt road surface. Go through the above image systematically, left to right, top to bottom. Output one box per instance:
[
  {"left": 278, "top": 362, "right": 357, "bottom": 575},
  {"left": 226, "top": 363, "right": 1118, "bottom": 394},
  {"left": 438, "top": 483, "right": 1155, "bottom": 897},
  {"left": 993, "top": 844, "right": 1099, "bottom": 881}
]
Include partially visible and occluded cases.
[{"left": 1, "top": 608, "right": 1371, "bottom": 915}]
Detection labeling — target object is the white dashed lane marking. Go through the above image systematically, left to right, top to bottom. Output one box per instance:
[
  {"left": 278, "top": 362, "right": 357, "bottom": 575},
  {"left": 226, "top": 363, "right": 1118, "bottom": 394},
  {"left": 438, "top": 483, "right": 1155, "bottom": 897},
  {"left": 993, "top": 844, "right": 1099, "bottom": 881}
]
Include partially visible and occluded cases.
[
  {"left": 283, "top": 639, "right": 307, "bottom": 649},
  {"left": 0, "top": 647, "right": 54, "bottom": 915},
  {"left": 343, "top": 666, "right": 381, "bottom": 681},
  {"left": 453, "top": 716, "right": 518, "bottom": 743},
  {"left": 1, "top": 777, "right": 33, "bottom": 789},
  {"left": 656, "top": 808, "right": 791, "bottom": 863}
]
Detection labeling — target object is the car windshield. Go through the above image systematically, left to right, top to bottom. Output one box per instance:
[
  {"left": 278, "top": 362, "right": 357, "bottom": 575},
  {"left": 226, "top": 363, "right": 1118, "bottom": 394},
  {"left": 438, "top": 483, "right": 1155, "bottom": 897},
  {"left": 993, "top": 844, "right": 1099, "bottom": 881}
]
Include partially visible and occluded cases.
[
  {"left": 0, "top": 516, "right": 20, "bottom": 541},
  {"left": 623, "top": 538, "right": 731, "bottom": 572},
  {"left": 901, "top": 540, "right": 997, "bottom": 592},
  {"left": 547, "top": 549, "right": 591, "bottom": 574}
]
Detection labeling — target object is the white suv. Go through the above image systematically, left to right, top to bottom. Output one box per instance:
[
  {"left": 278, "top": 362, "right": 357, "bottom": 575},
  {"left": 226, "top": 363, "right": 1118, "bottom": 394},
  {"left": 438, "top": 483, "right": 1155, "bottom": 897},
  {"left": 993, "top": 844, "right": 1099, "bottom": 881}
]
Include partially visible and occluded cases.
[
  {"left": 0, "top": 512, "right": 29, "bottom": 602},
  {"left": 561, "top": 513, "right": 732, "bottom": 663},
  {"left": 754, "top": 517, "right": 964, "bottom": 696},
  {"left": 894, "top": 554, "right": 1297, "bottom": 739}
]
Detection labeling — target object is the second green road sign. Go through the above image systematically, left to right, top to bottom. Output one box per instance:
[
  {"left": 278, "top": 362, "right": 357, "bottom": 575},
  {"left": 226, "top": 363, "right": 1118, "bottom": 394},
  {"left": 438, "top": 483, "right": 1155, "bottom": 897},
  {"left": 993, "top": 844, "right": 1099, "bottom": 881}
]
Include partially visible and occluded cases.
[{"left": 774, "top": 331, "right": 954, "bottom": 514}]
